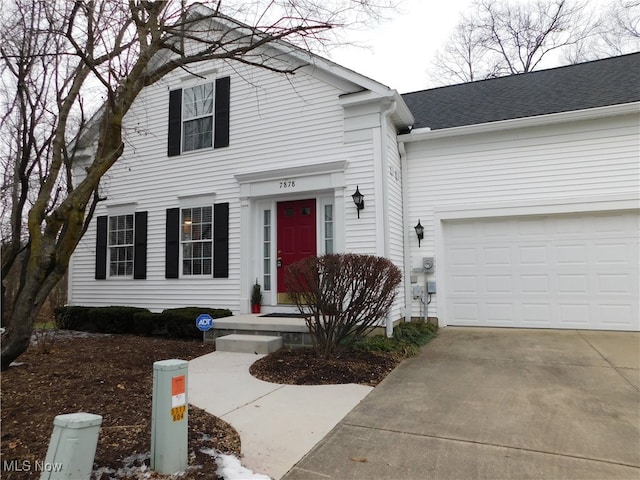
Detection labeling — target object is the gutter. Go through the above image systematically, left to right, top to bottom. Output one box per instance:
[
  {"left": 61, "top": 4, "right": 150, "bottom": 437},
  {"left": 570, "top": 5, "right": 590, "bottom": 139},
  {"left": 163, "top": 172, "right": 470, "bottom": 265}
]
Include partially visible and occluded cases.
[
  {"left": 399, "top": 102, "right": 640, "bottom": 143},
  {"left": 399, "top": 140, "right": 412, "bottom": 326}
]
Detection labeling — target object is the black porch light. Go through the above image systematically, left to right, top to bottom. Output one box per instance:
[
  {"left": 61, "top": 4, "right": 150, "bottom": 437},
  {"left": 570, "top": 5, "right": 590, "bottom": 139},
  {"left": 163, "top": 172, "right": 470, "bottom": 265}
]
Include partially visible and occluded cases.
[
  {"left": 351, "top": 186, "right": 365, "bottom": 218},
  {"left": 414, "top": 219, "right": 424, "bottom": 247}
]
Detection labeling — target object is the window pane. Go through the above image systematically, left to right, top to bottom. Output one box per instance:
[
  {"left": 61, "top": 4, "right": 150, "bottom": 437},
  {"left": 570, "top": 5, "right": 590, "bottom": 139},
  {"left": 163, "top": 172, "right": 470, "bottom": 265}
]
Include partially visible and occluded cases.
[
  {"left": 183, "top": 83, "right": 213, "bottom": 119},
  {"left": 183, "top": 117, "right": 213, "bottom": 152},
  {"left": 324, "top": 205, "right": 333, "bottom": 221},
  {"left": 325, "top": 239, "right": 334, "bottom": 254}
]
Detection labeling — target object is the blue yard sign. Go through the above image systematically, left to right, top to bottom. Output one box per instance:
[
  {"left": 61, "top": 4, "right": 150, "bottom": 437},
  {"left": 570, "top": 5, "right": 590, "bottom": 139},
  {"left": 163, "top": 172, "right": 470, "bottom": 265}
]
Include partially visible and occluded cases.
[{"left": 195, "top": 314, "right": 214, "bottom": 332}]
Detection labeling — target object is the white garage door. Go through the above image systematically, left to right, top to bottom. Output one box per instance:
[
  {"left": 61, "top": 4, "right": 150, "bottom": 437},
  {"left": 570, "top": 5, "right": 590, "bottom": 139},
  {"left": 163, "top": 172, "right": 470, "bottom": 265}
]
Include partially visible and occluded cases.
[{"left": 443, "top": 211, "right": 640, "bottom": 331}]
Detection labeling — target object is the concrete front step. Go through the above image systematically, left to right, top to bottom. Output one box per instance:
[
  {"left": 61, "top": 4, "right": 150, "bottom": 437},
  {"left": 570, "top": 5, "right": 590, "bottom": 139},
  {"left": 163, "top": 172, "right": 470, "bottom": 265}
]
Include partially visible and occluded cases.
[{"left": 215, "top": 334, "right": 283, "bottom": 354}]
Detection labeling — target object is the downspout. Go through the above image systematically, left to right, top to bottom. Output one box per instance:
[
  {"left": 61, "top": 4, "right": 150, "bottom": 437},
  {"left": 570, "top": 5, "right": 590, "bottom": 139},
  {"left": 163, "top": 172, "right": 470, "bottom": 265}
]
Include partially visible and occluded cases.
[
  {"left": 381, "top": 100, "right": 396, "bottom": 338},
  {"left": 399, "top": 140, "right": 412, "bottom": 325}
]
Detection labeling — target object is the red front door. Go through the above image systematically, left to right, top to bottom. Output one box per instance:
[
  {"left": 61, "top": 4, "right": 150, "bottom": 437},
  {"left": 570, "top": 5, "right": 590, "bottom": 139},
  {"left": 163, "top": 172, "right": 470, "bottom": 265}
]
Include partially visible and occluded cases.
[{"left": 277, "top": 199, "right": 316, "bottom": 302}]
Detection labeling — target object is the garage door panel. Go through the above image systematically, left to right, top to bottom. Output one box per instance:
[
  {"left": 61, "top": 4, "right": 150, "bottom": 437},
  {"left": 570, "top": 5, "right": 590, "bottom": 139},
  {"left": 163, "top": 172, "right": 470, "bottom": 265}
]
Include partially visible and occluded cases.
[
  {"left": 443, "top": 211, "right": 639, "bottom": 331},
  {"left": 595, "top": 242, "right": 632, "bottom": 264},
  {"left": 519, "top": 245, "right": 549, "bottom": 264}
]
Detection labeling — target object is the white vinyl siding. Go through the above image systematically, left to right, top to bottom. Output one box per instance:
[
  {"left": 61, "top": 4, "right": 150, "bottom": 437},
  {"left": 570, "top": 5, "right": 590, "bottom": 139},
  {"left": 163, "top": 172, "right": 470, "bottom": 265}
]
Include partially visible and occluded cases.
[
  {"left": 69, "top": 60, "right": 385, "bottom": 313},
  {"left": 405, "top": 111, "right": 640, "bottom": 324}
]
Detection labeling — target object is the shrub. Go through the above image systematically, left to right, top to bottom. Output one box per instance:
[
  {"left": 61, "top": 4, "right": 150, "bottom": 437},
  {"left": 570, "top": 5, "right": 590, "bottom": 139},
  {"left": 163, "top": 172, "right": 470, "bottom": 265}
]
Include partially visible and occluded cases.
[
  {"left": 286, "top": 254, "right": 402, "bottom": 359},
  {"left": 53, "top": 305, "right": 231, "bottom": 339},
  {"left": 54, "top": 305, "right": 150, "bottom": 334},
  {"left": 54, "top": 306, "right": 92, "bottom": 330},
  {"left": 88, "top": 306, "right": 151, "bottom": 334},
  {"left": 160, "top": 307, "right": 232, "bottom": 339},
  {"left": 132, "top": 311, "right": 163, "bottom": 336},
  {"left": 354, "top": 321, "right": 438, "bottom": 357}
]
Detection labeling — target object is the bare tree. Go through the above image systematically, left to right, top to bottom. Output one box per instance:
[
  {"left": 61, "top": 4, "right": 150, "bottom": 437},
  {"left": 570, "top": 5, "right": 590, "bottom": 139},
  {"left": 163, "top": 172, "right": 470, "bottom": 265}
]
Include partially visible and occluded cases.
[
  {"left": 0, "top": 0, "right": 393, "bottom": 369},
  {"left": 429, "top": 0, "right": 594, "bottom": 85},
  {"left": 566, "top": 0, "right": 640, "bottom": 61}
]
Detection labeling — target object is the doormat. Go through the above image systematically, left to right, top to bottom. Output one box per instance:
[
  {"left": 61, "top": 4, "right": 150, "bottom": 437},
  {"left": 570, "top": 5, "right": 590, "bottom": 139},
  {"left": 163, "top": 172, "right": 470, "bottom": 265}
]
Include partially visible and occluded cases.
[{"left": 260, "top": 313, "right": 307, "bottom": 318}]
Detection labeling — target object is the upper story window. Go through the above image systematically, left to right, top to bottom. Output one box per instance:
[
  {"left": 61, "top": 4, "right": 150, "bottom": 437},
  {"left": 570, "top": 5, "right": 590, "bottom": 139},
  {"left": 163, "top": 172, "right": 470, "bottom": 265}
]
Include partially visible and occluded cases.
[
  {"left": 168, "top": 76, "right": 230, "bottom": 157},
  {"left": 183, "top": 83, "right": 214, "bottom": 152},
  {"left": 108, "top": 214, "right": 134, "bottom": 276}
]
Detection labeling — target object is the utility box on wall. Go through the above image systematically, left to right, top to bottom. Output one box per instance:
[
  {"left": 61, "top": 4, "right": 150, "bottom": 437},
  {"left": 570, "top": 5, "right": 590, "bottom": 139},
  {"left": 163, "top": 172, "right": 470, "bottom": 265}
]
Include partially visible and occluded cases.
[
  {"left": 422, "top": 257, "right": 435, "bottom": 272},
  {"left": 151, "top": 359, "right": 188, "bottom": 474}
]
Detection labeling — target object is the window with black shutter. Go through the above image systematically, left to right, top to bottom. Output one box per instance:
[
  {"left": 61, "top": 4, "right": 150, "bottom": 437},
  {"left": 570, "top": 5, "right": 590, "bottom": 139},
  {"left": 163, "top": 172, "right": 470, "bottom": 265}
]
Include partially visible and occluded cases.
[{"left": 167, "top": 76, "right": 230, "bottom": 157}]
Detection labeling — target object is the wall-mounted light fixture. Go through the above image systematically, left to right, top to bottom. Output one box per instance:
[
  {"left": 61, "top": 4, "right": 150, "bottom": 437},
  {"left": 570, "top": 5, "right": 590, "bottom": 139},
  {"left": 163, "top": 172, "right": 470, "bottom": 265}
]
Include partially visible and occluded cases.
[
  {"left": 351, "top": 186, "right": 365, "bottom": 218},
  {"left": 414, "top": 219, "right": 424, "bottom": 247}
]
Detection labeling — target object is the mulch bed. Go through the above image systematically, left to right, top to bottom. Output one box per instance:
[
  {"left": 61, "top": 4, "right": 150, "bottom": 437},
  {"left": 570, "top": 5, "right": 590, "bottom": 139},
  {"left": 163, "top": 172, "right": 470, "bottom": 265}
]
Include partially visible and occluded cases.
[
  {"left": 1, "top": 332, "right": 402, "bottom": 479},
  {"left": 1, "top": 333, "right": 239, "bottom": 480},
  {"left": 250, "top": 347, "right": 401, "bottom": 387}
]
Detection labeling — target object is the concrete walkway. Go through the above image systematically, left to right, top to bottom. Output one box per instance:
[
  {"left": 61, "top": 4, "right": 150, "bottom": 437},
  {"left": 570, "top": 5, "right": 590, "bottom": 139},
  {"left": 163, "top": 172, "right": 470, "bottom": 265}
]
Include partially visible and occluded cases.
[
  {"left": 284, "top": 328, "right": 640, "bottom": 480},
  {"left": 188, "top": 351, "right": 372, "bottom": 479}
]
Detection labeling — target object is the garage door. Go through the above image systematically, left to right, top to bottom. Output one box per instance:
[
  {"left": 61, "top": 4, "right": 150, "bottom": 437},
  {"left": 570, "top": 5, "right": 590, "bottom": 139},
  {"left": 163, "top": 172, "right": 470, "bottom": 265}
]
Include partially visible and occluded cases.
[{"left": 443, "top": 211, "right": 639, "bottom": 331}]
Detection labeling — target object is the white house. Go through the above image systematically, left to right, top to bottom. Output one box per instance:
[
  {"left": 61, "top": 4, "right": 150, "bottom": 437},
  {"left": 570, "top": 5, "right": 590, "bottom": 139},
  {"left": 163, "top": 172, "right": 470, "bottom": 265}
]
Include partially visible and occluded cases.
[{"left": 68, "top": 23, "right": 640, "bottom": 334}]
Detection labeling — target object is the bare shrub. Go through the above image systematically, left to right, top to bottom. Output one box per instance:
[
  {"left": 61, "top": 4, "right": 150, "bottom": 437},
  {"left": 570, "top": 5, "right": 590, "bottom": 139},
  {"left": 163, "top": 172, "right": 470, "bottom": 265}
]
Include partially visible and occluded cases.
[{"left": 285, "top": 254, "right": 402, "bottom": 359}]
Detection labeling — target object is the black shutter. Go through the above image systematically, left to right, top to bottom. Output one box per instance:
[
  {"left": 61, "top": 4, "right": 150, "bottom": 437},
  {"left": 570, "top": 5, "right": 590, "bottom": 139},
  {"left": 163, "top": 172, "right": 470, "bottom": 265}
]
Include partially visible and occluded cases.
[
  {"left": 214, "top": 77, "right": 230, "bottom": 148},
  {"left": 167, "top": 89, "right": 182, "bottom": 157},
  {"left": 213, "top": 202, "right": 229, "bottom": 278},
  {"left": 165, "top": 208, "right": 180, "bottom": 278},
  {"left": 133, "top": 211, "right": 147, "bottom": 279},
  {"left": 95, "top": 215, "right": 108, "bottom": 280}
]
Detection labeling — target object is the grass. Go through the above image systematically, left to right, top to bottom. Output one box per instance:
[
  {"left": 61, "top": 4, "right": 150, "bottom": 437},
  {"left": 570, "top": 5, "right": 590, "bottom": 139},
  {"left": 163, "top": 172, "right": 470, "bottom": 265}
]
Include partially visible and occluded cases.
[{"left": 354, "top": 321, "right": 438, "bottom": 357}]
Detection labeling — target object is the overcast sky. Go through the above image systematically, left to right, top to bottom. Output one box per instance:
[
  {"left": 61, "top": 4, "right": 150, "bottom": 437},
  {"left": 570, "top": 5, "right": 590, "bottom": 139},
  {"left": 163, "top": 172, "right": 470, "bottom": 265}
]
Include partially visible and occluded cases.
[
  {"left": 326, "top": 0, "right": 615, "bottom": 94},
  {"left": 328, "top": 0, "right": 474, "bottom": 93}
]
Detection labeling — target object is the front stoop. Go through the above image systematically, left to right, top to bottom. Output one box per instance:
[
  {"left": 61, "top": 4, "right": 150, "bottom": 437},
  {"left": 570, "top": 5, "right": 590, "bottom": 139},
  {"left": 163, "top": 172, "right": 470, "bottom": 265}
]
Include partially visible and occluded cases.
[{"left": 215, "top": 334, "right": 283, "bottom": 354}]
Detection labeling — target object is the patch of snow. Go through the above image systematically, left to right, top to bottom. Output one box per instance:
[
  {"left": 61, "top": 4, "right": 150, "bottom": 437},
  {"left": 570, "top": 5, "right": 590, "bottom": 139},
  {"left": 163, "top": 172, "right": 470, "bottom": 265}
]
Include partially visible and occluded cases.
[{"left": 201, "top": 448, "right": 271, "bottom": 480}]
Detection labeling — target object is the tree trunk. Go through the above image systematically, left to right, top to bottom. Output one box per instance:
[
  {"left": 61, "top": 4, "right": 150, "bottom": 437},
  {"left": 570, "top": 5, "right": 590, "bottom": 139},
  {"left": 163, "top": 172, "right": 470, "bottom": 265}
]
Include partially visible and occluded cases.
[{"left": 1, "top": 245, "right": 63, "bottom": 370}]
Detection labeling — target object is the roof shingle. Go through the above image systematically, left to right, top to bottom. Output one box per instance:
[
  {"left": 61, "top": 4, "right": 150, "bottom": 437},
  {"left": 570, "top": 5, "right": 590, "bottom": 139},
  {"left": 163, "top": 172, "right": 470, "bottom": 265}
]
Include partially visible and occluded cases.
[{"left": 401, "top": 53, "right": 640, "bottom": 130}]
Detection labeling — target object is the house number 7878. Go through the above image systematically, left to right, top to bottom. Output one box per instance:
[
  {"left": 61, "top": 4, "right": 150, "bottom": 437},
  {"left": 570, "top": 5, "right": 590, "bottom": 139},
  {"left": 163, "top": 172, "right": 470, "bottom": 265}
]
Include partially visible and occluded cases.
[{"left": 280, "top": 180, "right": 296, "bottom": 188}]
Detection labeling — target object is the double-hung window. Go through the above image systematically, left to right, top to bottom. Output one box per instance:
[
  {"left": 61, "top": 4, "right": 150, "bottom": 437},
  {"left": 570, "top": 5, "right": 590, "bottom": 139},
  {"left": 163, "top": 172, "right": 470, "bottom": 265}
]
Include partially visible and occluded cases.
[
  {"left": 167, "top": 76, "right": 230, "bottom": 156},
  {"left": 182, "top": 84, "right": 214, "bottom": 152},
  {"left": 181, "top": 206, "right": 213, "bottom": 276},
  {"left": 95, "top": 211, "right": 147, "bottom": 280},
  {"left": 108, "top": 214, "right": 134, "bottom": 276}
]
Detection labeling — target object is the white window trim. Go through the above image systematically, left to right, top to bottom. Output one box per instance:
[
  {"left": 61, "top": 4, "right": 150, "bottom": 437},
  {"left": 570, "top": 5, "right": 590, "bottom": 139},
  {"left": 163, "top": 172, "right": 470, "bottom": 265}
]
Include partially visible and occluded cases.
[
  {"left": 181, "top": 81, "right": 214, "bottom": 153},
  {"left": 179, "top": 205, "right": 214, "bottom": 277},
  {"left": 107, "top": 213, "right": 134, "bottom": 278}
]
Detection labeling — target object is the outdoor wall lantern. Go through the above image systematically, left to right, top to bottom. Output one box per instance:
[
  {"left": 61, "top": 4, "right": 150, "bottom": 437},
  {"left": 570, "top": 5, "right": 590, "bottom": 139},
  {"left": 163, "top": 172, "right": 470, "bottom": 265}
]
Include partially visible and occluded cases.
[
  {"left": 351, "top": 186, "right": 365, "bottom": 218},
  {"left": 414, "top": 219, "right": 424, "bottom": 247}
]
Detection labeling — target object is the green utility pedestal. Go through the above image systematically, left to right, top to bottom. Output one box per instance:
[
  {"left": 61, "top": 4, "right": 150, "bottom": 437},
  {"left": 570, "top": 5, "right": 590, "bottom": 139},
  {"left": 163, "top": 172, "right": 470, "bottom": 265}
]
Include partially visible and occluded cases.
[
  {"left": 151, "top": 359, "right": 189, "bottom": 474},
  {"left": 41, "top": 412, "right": 102, "bottom": 480}
]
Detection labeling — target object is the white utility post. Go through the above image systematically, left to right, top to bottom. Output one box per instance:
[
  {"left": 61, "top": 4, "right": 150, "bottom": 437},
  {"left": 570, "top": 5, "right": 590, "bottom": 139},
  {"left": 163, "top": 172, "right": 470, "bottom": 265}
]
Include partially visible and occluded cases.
[
  {"left": 151, "top": 359, "right": 189, "bottom": 474},
  {"left": 41, "top": 412, "right": 102, "bottom": 480}
]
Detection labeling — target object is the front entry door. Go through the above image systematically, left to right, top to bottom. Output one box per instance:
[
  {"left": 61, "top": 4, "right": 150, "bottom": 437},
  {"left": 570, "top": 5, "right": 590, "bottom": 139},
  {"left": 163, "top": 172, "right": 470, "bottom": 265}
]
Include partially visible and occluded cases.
[{"left": 277, "top": 199, "right": 317, "bottom": 303}]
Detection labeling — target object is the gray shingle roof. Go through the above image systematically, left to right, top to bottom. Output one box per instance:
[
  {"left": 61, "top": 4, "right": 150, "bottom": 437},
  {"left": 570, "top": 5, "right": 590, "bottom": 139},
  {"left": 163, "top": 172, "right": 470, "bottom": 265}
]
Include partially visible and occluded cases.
[{"left": 402, "top": 53, "right": 640, "bottom": 130}]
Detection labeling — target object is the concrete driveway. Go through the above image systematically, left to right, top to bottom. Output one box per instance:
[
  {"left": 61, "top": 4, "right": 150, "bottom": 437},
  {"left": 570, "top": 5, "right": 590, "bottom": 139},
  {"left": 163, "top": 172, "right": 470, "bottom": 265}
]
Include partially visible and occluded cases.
[{"left": 283, "top": 327, "right": 640, "bottom": 480}]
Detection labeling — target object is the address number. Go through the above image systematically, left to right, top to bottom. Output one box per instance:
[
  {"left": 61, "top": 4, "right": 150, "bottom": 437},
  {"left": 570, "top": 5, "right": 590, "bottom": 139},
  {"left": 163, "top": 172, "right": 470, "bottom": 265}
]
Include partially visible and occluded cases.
[
  {"left": 279, "top": 180, "right": 296, "bottom": 189},
  {"left": 171, "top": 405, "right": 186, "bottom": 422}
]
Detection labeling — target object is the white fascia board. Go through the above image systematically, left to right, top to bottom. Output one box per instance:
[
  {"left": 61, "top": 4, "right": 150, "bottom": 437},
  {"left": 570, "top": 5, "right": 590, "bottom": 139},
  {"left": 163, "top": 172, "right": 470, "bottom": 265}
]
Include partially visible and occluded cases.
[
  {"left": 340, "top": 90, "right": 414, "bottom": 129},
  {"left": 399, "top": 102, "right": 640, "bottom": 143},
  {"left": 235, "top": 160, "right": 348, "bottom": 184},
  {"left": 434, "top": 194, "right": 640, "bottom": 221}
]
